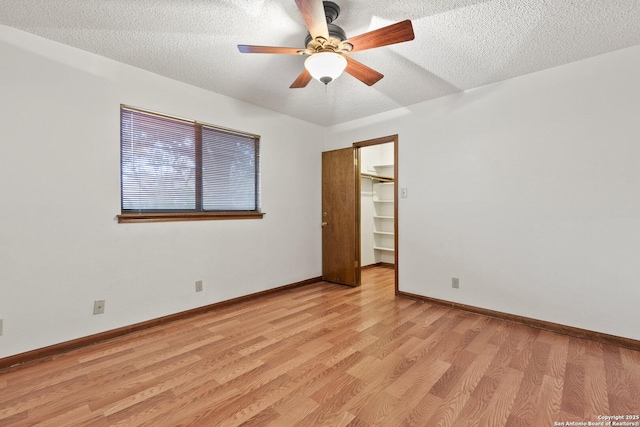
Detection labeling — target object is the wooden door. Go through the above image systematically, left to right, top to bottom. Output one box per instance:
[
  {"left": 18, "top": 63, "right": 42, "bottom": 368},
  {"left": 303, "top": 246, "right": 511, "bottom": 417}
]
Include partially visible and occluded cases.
[{"left": 322, "top": 148, "right": 359, "bottom": 286}]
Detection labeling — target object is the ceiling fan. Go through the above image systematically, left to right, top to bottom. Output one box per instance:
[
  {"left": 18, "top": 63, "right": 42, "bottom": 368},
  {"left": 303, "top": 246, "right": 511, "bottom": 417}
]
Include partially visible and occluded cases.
[{"left": 237, "top": 0, "right": 415, "bottom": 88}]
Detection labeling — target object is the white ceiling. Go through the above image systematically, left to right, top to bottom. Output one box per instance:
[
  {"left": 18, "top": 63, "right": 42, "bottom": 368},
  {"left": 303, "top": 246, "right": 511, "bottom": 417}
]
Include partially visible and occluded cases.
[{"left": 2, "top": 0, "right": 640, "bottom": 126}]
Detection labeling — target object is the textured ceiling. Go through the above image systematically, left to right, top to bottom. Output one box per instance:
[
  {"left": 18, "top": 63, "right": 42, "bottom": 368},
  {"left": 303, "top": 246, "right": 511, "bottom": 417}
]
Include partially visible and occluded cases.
[{"left": 2, "top": 0, "right": 640, "bottom": 126}]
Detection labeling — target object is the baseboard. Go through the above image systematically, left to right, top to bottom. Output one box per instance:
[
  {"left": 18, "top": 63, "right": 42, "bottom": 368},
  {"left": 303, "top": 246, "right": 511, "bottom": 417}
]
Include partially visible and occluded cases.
[
  {"left": 361, "top": 262, "right": 395, "bottom": 270},
  {"left": 0, "top": 276, "right": 322, "bottom": 371},
  {"left": 397, "top": 291, "right": 640, "bottom": 352}
]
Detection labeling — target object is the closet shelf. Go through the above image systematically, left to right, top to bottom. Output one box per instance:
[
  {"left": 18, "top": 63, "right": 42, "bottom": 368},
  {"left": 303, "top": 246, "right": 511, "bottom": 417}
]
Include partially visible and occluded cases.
[{"left": 364, "top": 170, "right": 395, "bottom": 264}]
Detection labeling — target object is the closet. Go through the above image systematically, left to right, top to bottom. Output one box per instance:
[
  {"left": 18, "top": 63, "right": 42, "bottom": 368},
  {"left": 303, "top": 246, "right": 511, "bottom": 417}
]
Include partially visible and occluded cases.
[{"left": 360, "top": 142, "right": 395, "bottom": 267}]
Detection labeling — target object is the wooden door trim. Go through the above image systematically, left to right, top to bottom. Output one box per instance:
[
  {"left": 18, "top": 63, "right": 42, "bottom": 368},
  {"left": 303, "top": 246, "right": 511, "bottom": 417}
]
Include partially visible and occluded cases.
[
  {"left": 353, "top": 135, "right": 399, "bottom": 294},
  {"left": 354, "top": 148, "right": 361, "bottom": 287}
]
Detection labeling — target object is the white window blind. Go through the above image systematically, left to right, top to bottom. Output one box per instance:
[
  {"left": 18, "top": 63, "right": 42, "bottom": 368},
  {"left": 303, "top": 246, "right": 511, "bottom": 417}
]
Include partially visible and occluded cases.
[{"left": 120, "top": 106, "right": 260, "bottom": 215}]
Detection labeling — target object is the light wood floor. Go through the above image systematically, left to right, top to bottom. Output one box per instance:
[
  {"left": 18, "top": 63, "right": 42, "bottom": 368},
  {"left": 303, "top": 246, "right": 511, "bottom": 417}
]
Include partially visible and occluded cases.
[{"left": 1, "top": 267, "right": 639, "bottom": 426}]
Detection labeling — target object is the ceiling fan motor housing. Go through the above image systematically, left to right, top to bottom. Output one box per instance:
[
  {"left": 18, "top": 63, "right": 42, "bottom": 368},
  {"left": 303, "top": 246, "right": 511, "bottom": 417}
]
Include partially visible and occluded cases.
[
  {"left": 304, "top": 1, "right": 347, "bottom": 47},
  {"left": 323, "top": 1, "right": 340, "bottom": 24}
]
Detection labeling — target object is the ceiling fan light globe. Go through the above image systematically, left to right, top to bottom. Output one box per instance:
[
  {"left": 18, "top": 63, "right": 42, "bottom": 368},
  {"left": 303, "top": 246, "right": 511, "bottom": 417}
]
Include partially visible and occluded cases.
[{"left": 304, "top": 52, "right": 347, "bottom": 84}]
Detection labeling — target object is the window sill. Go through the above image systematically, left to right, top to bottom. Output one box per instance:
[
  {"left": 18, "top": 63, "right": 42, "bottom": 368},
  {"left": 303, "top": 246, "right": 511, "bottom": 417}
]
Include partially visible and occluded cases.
[{"left": 117, "top": 212, "right": 265, "bottom": 223}]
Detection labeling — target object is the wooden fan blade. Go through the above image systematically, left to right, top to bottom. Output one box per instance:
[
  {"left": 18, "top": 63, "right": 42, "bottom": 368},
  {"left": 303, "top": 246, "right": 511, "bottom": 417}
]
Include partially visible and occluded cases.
[
  {"left": 295, "top": 0, "right": 329, "bottom": 40},
  {"left": 344, "top": 20, "right": 415, "bottom": 52},
  {"left": 238, "top": 45, "right": 305, "bottom": 55},
  {"left": 345, "top": 57, "right": 384, "bottom": 86},
  {"left": 290, "top": 69, "right": 313, "bottom": 88}
]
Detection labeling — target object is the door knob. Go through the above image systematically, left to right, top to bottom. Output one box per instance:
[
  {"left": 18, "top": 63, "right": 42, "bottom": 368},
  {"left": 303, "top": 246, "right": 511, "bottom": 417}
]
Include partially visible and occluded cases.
[{"left": 321, "top": 222, "right": 328, "bottom": 227}]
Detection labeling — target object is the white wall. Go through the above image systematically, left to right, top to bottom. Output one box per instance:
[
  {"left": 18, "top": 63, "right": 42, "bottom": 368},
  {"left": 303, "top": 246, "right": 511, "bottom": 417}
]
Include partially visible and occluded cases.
[
  {"left": 0, "top": 26, "right": 323, "bottom": 358},
  {"left": 326, "top": 45, "right": 640, "bottom": 341},
  {"left": 360, "top": 143, "right": 393, "bottom": 176}
]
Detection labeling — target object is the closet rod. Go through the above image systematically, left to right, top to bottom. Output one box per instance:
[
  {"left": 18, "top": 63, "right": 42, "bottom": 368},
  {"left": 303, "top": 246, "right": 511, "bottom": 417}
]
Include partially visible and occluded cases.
[{"left": 361, "top": 173, "right": 394, "bottom": 182}]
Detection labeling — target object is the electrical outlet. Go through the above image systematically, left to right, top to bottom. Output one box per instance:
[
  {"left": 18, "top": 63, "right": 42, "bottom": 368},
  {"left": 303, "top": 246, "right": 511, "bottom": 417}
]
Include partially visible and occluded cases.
[
  {"left": 452, "top": 277, "right": 460, "bottom": 289},
  {"left": 195, "top": 280, "right": 203, "bottom": 292},
  {"left": 93, "top": 300, "right": 105, "bottom": 315},
  {"left": 0, "top": 319, "right": 3, "bottom": 336}
]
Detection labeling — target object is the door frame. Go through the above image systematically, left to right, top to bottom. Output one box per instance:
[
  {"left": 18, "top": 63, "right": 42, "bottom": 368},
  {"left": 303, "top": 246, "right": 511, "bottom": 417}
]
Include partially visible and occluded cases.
[{"left": 354, "top": 135, "right": 399, "bottom": 293}]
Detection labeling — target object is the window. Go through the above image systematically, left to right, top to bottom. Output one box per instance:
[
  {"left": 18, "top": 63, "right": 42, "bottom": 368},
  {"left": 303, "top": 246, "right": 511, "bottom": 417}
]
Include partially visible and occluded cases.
[{"left": 118, "top": 106, "right": 262, "bottom": 223}]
